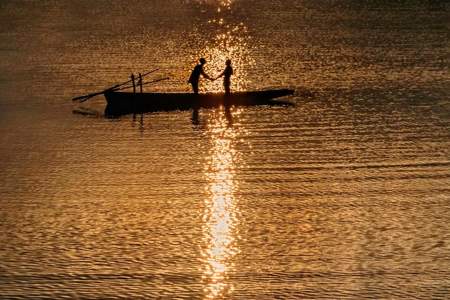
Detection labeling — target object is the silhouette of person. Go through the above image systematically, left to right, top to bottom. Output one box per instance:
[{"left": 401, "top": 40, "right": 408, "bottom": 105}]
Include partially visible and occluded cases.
[
  {"left": 188, "top": 58, "right": 213, "bottom": 94},
  {"left": 216, "top": 59, "right": 233, "bottom": 95}
]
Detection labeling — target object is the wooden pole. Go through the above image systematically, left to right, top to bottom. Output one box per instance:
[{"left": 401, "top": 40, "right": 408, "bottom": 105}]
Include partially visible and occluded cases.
[
  {"left": 72, "top": 68, "right": 159, "bottom": 102},
  {"left": 138, "top": 73, "right": 143, "bottom": 121},
  {"left": 131, "top": 74, "right": 136, "bottom": 94},
  {"left": 131, "top": 74, "right": 136, "bottom": 119},
  {"left": 114, "top": 77, "right": 169, "bottom": 92}
]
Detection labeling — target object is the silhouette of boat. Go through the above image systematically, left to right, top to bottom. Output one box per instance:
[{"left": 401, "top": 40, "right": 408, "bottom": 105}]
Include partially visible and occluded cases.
[{"left": 104, "top": 89, "right": 294, "bottom": 116}]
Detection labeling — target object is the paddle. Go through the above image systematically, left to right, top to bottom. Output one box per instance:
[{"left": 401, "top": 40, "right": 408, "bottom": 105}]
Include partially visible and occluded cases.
[
  {"left": 72, "top": 68, "right": 160, "bottom": 102},
  {"left": 72, "top": 87, "right": 117, "bottom": 102}
]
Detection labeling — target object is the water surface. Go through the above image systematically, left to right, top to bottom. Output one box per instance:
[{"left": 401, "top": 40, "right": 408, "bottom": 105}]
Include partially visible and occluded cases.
[{"left": 0, "top": 0, "right": 449, "bottom": 299}]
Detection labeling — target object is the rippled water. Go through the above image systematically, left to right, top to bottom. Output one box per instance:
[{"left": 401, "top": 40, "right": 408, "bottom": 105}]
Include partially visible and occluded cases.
[{"left": 1, "top": 0, "right": 449, "bottom": 299}]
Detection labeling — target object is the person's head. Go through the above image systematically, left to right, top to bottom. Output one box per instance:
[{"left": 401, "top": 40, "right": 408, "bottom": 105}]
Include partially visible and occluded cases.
[
  {"left": 199, "top": 58, "right": 206, "bottom": 65},
  {"left": 226, "top": 59, "right": 232, "bottom": 66}
]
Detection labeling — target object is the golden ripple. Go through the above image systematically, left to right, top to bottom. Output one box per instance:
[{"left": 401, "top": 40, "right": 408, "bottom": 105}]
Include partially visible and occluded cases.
[
  {"left": 194, "top": 0, "right": 234, "bottom": 10},
  {"left": 191, "top": 4, "right": 254, "bottom": 93},
  {"left": 202, "top": 109, "right": 242, "bottom": 299}
]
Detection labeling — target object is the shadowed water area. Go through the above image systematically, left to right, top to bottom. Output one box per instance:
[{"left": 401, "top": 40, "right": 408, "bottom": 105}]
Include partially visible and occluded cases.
[{"left": 0, "top": 0, "right": 449, "bottom": 299}]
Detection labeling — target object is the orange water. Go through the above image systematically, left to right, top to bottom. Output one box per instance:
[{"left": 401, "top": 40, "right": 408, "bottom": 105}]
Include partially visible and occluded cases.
[{"left": 0, "top": 1, "right": 449, "bottom": 298}]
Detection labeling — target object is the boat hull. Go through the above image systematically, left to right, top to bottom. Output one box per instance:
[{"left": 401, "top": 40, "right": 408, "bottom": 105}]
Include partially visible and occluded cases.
[{"left": 104, "top": 89, "right": 294, "bottom": 116}]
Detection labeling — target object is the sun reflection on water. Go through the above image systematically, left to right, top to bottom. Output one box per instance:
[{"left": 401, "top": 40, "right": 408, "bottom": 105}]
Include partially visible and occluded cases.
[
  {"left": 191, "top": 0, "right": 254, "bottom": 93},
  {"left": 194, "top": 0, "right": 234, "bottom": 10},
  {"left": 195, "top": 2, "right": 250, "bottom": 298},
  {"left": 202, "top": 108, "right": 242, "bottom": 299}
]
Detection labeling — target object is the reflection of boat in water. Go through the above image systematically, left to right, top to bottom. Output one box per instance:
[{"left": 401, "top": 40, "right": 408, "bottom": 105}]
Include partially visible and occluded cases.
[{"left": 104, "top": 89, "right": 294, "bottom": 116}]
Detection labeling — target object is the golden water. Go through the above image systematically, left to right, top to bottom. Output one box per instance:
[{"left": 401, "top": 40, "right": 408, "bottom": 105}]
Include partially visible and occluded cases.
[{"left": 0, "top": 1, "right": 449, "bottom": 298}]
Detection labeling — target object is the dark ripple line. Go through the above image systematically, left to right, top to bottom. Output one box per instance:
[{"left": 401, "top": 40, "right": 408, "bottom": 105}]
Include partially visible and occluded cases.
[
  {"left": 244, "top": 161, "right": 450, "bottom": 173},
  {"left": 242, "top": 173, "right": 450, "bottom": 184},
  {"left": 237, "top": 188, "right": 450, "bottom": 198},
  {"left": 246, "top": 198, "right": 450, "bottom": 211},
  {"left": 227, "top": 270, "right": 450, "bottom": 281},
  {"left": 2, "top": 271, "right": 448, "bottom": 285},
  {"left": 0, "top": 272, "right": 200, "bottom": 284}
]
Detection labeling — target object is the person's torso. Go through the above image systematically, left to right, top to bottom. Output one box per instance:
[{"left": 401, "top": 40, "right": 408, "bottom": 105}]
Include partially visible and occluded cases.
[
  {"left": 189, "top": 64, "right": 203, "bottom": 81},
  {"left": 224, "top": 66, "right": 233, "bottom": 78}
]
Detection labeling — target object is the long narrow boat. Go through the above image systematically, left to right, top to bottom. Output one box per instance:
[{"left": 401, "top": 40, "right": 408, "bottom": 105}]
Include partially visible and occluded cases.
[{"left": 104, "top": 89, "right": 294, "bottom": 116}]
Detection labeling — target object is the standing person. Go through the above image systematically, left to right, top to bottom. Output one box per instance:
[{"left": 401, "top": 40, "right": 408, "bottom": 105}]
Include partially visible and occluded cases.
[
  {"left": 188, "top": 58, "right": 213, "bottom": 94},
  {"left": 216, "top": 59, "right": 233, "bottom": 95}
]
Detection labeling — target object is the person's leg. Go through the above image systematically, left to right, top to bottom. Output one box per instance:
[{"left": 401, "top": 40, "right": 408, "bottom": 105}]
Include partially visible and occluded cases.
[
  {"left": 192, "top": 82, "right": 199, "bottom": 94},
  {"left": 224, "top": 82, "right": 230, "bottom": 95}
]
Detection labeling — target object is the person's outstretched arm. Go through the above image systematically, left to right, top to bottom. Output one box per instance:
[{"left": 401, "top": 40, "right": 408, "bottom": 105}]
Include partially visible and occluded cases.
[
  {"left": 201, "top": 69, "right": 214, "bottom": 81},
  {"left": 215, "top": 70, "right": 225, "bottom": 80}
]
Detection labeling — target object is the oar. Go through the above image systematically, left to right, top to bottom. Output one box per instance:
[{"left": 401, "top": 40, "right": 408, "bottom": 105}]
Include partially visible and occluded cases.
[
  {"left": 72, "top": 68, "right": 160, "bottom": 102},
  {"left": 115, "top": 77, "right": 170, "bottom": 92},
  {"left": 72, "top": 87, "right": 118, "bottom": 102}
]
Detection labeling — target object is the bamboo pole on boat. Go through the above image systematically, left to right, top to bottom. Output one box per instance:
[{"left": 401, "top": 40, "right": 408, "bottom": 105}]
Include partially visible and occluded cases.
[
  {"left": 72, "top": 68, "right": 159, "bottom": 102},
  {"left": 138, "top": 73, "right": 144, "bottom": 124},
  {"left": 131, "top": 74, "right": 136, "bottom": 94},
  {"left": 131, "top": 74, "right": 137, "bottom": 120},
  {"left": 114, "top": 77, "right": 169, "bottom": 91}
]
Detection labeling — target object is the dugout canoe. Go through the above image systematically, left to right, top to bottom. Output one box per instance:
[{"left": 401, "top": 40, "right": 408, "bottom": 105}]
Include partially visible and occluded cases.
[{"left": 104, "top": 89, "right": 294, "bottom": 116}]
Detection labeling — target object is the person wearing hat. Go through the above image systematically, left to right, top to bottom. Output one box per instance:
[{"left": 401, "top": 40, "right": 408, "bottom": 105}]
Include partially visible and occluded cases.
[
  {"left": 188, "top": 58, "right": 214, "bottom": 94},
  {"left": 215, "top": 59, "right": 233, "bottom": 95}
]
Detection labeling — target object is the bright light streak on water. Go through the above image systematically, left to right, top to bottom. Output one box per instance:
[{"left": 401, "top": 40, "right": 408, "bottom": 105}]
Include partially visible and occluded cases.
[
  {"left": 193, "top": 1, "right": 254, "bottom": 93},
  {"left": 202, "top": 108, "right": 241, "bottom": 299}
]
